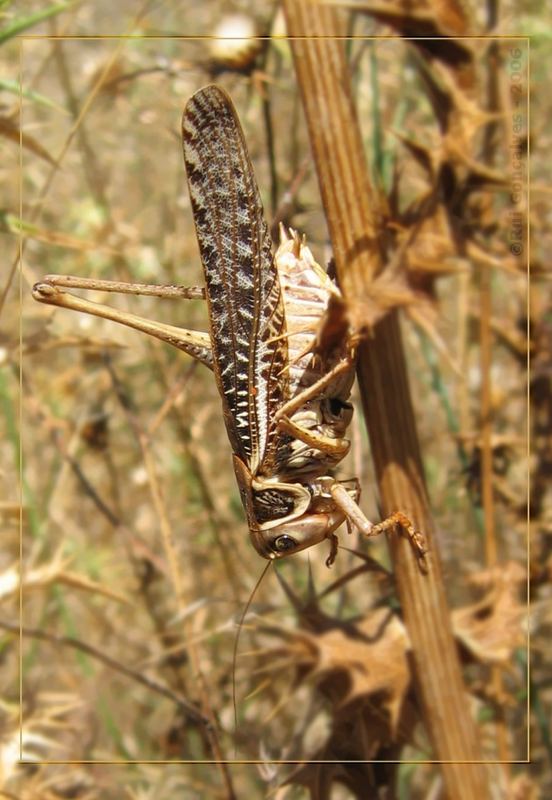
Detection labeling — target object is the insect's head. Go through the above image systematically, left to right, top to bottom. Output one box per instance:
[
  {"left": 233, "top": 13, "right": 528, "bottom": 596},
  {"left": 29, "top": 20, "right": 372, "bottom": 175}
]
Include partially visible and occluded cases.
[
  {"left": 232, "top": 456, "right": 345, "bottom": 560},
  {"left": 252, "top": 510, "right": 346, "bottom": 560}
]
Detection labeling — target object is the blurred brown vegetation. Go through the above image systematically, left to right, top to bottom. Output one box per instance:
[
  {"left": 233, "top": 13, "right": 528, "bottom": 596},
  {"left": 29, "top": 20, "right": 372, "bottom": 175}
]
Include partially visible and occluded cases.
[{"left": 0, "top": 1, "right": 547, "bottom": 798}]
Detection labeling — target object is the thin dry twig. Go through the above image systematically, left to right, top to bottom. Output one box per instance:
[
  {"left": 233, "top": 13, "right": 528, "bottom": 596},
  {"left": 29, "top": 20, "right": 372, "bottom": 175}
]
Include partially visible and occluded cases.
[{"left": 1, "top": 619, "right": 209, "bottom": 728}]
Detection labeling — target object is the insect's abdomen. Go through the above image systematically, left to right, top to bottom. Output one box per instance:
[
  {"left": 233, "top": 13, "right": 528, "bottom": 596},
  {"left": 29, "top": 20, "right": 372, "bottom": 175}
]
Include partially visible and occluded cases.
[
  {"left": 273, "top": 228, "right": 356, "bottom": 477},
  {"left": 275, "top": 228, "right": 341, "bottom": 389}
]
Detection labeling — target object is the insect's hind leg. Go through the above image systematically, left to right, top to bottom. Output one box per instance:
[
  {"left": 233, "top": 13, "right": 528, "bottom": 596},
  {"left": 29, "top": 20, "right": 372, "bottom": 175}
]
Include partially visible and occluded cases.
[
  {"left": 35, "top": 274, "right": 205, "bottom": 301},
  {"left": 32, "top": 277, "right": 213, "bottom": 368},
  {"left": 330, "top": 482, "right": 427, "bottom": 560}
]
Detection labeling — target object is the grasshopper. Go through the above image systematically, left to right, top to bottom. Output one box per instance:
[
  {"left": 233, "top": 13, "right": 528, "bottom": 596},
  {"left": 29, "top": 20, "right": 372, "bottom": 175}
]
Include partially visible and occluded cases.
[{"left": 33, "top": 85, "right": 425, "bottom": 566}]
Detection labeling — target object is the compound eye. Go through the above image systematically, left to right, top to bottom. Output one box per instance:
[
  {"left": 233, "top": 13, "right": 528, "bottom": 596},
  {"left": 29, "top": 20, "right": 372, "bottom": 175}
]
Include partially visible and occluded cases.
[
  {"left": 326, "top": 397, "right": 353, "bottom": 419},
  {"left": 272, "top": 534, "right": 297, "bottom": 554}
]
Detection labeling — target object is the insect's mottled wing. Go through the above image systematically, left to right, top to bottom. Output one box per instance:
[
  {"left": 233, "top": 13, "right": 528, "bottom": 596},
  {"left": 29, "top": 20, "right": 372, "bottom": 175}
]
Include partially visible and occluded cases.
[{"left": 182, "top": 85, "right": 287, "bottom": 473}]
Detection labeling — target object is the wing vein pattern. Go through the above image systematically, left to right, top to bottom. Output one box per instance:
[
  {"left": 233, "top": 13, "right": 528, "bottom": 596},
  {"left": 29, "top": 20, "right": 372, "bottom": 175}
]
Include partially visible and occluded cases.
[{"left": 182, "top": 85, "right": 287, "bottom": 473}]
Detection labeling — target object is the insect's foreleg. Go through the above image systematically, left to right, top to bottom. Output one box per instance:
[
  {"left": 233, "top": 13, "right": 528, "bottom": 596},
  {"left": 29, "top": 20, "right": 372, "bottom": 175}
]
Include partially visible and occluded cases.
[
  {"left": 32, "top": 280, "right": 213, "bottom": 368},
  {"left": 275, "top": 356, "right": 354, "bottom": 422},
  {"left": 277, "top": 414, "right": 351, "bottom": 458},
  {"left": 330, "top": 482, "right": 427, "bottom": 559}
]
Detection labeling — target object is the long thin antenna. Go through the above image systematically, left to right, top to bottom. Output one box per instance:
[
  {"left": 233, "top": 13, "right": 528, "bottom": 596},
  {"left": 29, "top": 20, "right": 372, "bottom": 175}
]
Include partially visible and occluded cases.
[{"left": 232, "top": 559, "right": 272, "bottom": 754}]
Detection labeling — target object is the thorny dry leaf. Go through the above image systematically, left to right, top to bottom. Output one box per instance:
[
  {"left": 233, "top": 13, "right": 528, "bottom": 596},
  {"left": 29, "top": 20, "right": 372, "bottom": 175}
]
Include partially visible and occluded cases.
[
  {"left": 350, "top": 0, "right": 471, "bottom": 38},
  {"left": 354, "top": 36, "right": 516, "bottom": 379},
  {"left": 258, "top": 558, "right": 527, "bottom": 797},
  {"left": 453, "top": 561, "right": 526, "bottom": 666},
  {"left": 259, "top": 603, "right": 415, "bottom": 799},
  {"left": 261, "top": 604, "right": 412, "bottom": 746},
  {"left": 300, "top": 607, "right": 410, "bottom": 731}
]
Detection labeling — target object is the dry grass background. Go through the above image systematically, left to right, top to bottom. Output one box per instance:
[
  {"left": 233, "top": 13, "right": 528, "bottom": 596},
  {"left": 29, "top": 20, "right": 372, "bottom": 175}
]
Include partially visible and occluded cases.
[{"left": 0, "top": 0, "right": 548, "bottom": 798}]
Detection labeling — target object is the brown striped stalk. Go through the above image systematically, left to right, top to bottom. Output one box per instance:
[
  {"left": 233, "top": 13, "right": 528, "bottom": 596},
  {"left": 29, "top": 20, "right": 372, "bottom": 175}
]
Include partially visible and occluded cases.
[{"left": 282, "top": 1, "right": 491, "bottom": 797}]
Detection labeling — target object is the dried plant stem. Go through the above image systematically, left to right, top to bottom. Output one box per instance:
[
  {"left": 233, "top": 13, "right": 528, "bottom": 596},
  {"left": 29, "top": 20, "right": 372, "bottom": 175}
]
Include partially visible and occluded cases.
[
  {"left": 282, "top": 2, "right": 490, "bottom": 797},
  {"left": 480, "top": 34, "right": 511, "bottom": 766},
  {"left": 51, "top": 37, "right": 109, "bottom": 210},
  {"left": 480, "top": 54, "right": 499, "bottom": 571},
  {"left": 479, "top": 257, "right": 510, "bottom": 766},
  {"left": 457, "top": 270, "right": 470, "bottom": 445}
]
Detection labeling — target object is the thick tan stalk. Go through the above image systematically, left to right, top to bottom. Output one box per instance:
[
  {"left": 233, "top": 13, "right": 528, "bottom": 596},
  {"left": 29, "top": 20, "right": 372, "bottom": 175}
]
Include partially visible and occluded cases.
[{"left": 282, "top": 2, "right": 490, "bottom": 797}]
